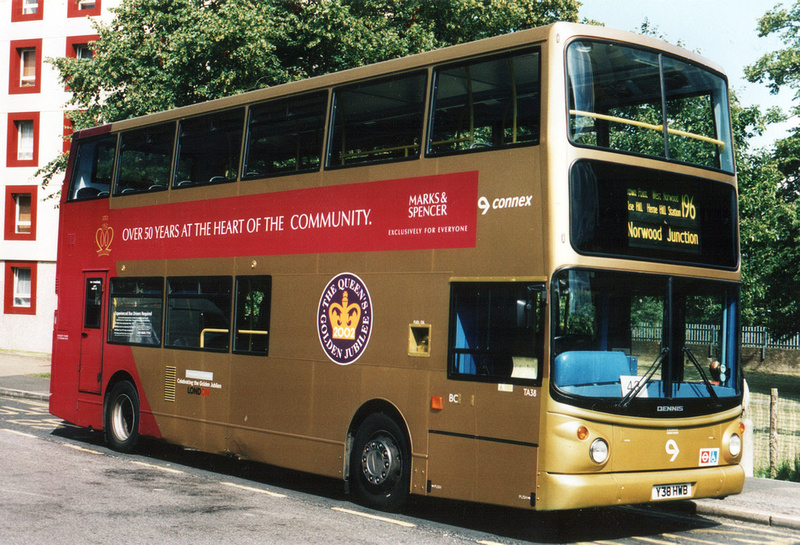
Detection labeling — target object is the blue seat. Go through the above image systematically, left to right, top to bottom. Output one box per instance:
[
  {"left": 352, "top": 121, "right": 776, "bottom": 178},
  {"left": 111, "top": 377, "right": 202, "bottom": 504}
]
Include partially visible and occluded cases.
[{"left": 553, "top": 351, "right": 633, "bottom": 386}]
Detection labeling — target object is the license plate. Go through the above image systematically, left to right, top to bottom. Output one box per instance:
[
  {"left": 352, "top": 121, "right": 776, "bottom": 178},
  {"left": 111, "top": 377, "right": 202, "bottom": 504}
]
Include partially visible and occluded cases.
[{"left": 652, "top": 483, "right": 692, "bottom": 500}]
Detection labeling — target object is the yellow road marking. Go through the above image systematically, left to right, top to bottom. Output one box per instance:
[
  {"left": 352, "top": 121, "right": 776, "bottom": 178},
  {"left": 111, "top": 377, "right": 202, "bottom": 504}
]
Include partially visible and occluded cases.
[
  {"left": 0, "top": 428, "right": 35, "bottom": 438},
  {"left": 63, "top": 443, "right": 103, "bottom": 455},
  {"left": 131, "top": 460, "right": 184, "bottom": 474},
  {"left": 221, "top": 482, "right": 286, "bottom": 498},
  {"left": 332, "top": 506, "right": 416, "bottom": 528},
  {"left": 701, "top": 520, "right": 797, "bottom": 540},
  {"left": 660, "top": 533, "right": 717, "bottom": 545},
  {"left": 631, "top": 537, "right": 673, "bottom": 544}
]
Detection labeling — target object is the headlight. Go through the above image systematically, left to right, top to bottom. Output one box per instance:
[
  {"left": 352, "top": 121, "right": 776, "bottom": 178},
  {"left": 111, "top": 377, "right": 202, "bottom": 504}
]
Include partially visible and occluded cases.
[
  {"left": 729, "top": 433, "right": 742, "bottom": 458},
  {"left": 590, "top": 438, "right": 609, "bottom": 464}
]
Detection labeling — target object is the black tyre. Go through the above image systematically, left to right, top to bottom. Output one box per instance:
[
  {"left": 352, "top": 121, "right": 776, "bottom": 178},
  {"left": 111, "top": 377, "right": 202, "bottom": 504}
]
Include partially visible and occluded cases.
[
  {"left": 105, "top": 381, "right": 140, "bottom": 452},
  {"left": 350, "top": 413, "right": 410, "bottom": 511}
]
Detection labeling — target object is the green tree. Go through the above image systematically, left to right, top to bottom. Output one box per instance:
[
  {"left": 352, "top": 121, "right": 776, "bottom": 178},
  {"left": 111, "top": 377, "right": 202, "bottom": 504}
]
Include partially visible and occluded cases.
[
  {"left": 40, "top": 0, "right": 578, "bottom": 189},
  {"left": 741, "top": 1, "right": 800, "bottom": 336},
  {"left": 745, "top": 1, "right": 800, "bottom": 198}
]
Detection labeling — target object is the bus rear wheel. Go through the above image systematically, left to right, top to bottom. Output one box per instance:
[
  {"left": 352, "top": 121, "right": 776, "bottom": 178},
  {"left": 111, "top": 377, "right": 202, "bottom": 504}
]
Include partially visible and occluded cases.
[
  {"left": 105, "top": 381, "right": 140, "bottom": 453},
  {"left": 350, "top": 413, "right": 410, "bottom": 511}
]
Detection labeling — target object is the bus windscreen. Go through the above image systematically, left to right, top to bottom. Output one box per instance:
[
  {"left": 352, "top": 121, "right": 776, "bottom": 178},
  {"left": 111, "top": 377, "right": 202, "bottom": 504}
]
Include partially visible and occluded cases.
[{"left": 567, "top": 39, "right": 734, "bottom": 173}]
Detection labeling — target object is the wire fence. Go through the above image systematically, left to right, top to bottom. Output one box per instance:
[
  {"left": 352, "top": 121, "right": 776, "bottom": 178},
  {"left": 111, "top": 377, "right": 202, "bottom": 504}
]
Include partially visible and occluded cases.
[
  {"left": 632, "top": 324, "right": 800, "bottom": 350},
  {"left": 746, "top": 392, "right": 800, "bottom": 473}
]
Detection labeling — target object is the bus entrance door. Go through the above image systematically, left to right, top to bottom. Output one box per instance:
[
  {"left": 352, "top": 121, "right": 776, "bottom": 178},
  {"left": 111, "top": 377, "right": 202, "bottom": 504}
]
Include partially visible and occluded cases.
[{"left": 79, "top": 272, "right": 107, "bottom": 394}]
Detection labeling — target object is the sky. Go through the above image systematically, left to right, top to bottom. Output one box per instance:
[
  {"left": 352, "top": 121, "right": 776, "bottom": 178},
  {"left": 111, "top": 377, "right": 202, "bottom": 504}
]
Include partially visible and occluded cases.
[{"left": 579, "top": 0, "right": 796, "bottom": 148}]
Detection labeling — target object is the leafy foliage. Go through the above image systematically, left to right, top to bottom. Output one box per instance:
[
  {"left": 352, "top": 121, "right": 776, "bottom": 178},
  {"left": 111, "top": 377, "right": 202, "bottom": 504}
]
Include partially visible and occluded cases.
[
  {"left": 40, "top": 0, "right": 578, "bottom": 189},
  {"left": 51, "top": 0, "right": 579, "bottom": 128},
  {"left": 739, "top": 1, "right": 800, "bottom": 336}
]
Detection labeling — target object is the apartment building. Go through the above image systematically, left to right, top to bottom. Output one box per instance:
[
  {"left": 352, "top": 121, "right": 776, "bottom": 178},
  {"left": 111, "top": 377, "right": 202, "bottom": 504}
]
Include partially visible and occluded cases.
[{"left": 2, "top": 0, "right": 119, "bottom": 353}]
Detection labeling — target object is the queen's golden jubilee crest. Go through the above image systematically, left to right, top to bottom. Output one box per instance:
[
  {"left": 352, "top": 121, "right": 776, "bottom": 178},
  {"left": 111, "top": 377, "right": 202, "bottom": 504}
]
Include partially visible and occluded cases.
[{"left": 318, "top": 273, "right": 372, "bottom": 365}]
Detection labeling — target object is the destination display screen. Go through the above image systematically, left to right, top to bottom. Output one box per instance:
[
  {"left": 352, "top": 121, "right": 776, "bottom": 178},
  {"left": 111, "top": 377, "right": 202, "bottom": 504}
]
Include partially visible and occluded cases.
[
  {"left": 570, "top": 160, "right": 738, "bottom": 269},
  {"left": 627, "top": 187, "right": 700, "bottom": 255}
]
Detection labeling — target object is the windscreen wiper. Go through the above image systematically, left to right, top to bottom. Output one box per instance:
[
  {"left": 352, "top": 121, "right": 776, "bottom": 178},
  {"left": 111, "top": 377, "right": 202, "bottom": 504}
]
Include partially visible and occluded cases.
[
  {"left": 618, "top": 347, "right": 669, "bottom": 408},
  {"left": 682, "top": 347, "right": 720, "bottom": 406}
]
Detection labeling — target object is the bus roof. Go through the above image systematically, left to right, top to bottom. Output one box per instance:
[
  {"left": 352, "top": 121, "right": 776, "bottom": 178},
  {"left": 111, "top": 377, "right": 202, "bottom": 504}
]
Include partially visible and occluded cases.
[{"left": 76, "top": 22, "right": 727, "bottom": 138}]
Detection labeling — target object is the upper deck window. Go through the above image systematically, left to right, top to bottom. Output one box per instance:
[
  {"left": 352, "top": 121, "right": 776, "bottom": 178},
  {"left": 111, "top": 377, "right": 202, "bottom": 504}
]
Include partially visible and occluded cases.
[
  {"left": 567, "top": 40, "right": 733, "bottom": 173},
  {"left": 428, "top": 48, "right": 540, "bottom": 155},
  {"left": 327, "top": 72, "right": 426, "bottom": 167},
  {"left": 243, "top": 91, "right": 327, "bottom": 179},
  {"left": 174, "top": 108, "right": 244, "bottom": 188},
  {"left": 115, "top": 123, "right": 175, "bottom": 195},
  {"left": 68, "top": 134, "right": 116, "bottom": 200}
]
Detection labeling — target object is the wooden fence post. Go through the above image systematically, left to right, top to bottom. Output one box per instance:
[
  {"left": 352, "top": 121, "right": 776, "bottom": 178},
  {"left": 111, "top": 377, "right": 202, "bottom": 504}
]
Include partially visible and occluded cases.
[{"left": 770, "top": 388, "right": 779, "bottom": 479}]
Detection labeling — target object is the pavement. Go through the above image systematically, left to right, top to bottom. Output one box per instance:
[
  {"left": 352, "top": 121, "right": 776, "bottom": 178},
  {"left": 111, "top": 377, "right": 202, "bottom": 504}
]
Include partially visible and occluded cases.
[{"left": 2, "top": 351, "right": 800, "bottom": 531}]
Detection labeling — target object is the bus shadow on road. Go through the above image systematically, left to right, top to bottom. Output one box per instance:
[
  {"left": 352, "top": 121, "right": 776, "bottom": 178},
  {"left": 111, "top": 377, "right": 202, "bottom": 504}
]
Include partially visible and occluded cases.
[
  {"left": 50, "top": 423, "right": 720, "bottom": 543},
  {"left": 399, "top": 495, "right": 719, "bottom": 543}
]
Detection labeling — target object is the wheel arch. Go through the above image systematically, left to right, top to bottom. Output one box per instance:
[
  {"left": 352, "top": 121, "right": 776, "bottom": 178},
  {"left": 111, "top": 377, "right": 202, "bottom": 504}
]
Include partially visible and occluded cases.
[
  {"left": 103, "top": 371, "right": 137, "bottom": 406},
  {"left": 345, "top": 398, "right": 412, "bottom": 485}
]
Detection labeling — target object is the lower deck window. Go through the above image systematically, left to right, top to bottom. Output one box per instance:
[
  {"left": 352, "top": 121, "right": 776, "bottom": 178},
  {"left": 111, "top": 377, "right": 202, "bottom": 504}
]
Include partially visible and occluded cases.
[
  {"left": 166, "top": 276, "right": 232, "bottom": 351},
  {"left": 234, "top": 276, "right": 271, "bottom": 354},
  {"left": 108, "top": 277, "right": 163, "bottom": 346},
  {"left": 448, "top": 282, "right": 545, "bottom": 382}
]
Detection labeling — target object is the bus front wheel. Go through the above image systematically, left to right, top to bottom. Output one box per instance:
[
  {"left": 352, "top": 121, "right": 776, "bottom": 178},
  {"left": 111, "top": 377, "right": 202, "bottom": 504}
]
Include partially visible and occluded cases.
[
  {"left": 104, "top": 381, "right": 140, "bottom": 453},
  {"left": 350, "top": 413, "right": 410, "bottom": 511}
]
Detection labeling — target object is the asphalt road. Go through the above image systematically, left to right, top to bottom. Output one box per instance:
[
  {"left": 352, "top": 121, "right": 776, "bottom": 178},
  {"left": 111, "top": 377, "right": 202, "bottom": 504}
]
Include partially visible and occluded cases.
[{"left": 1, "top": 396, "right": 799, "bottom": 544}]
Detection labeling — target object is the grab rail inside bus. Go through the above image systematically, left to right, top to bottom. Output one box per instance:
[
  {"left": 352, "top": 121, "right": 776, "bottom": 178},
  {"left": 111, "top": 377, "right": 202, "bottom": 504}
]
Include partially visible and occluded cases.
[
  {"left": 569, "top": 109, "right": 725, "bottom": 151},
  {"left": 341, "top": 143, "right": 420, "bottom": 162},
  {"left": 199, "top": 328, "right": 268, "bottom": 348},
  {"left": 200, "top": 328, "right": 229, "bottom": 348},
  {"left": 237, "top": 329, "right": 268, "bottom": 336}
]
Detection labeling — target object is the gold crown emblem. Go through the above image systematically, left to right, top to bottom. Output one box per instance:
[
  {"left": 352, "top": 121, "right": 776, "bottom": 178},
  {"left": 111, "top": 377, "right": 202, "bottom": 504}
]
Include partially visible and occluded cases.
[
  {"left": 96, "top": 223, "right": 114, "bottom": 256},
  {"left": 329, "top": 290, "right": 361, "bottom": 340}
]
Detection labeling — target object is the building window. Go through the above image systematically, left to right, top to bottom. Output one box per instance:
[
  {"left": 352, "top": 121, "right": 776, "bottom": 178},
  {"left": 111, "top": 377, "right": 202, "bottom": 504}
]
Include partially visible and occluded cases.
[
  {"left": 11, "top": 0, "right": 43, "bottom": 22},
  {"left": 68, "top": 0, "right": 101, "bottom": 17},
  {"left": 66, "top": 35, "right": 99, "bottom": 60},
  {"left": 9, "top": 39, "right": 42, "bottom": 94},
  {"left": 74, "top": 44, "right": 92, "bottom": 60},
  {"left": 20, "top": 49, "right": 36, "bottom": 87},
  {"left": 6, "top": 113, "right": 40, "bottom": 168},
  {"left": 17, "top": 121, "right": 34, "bottom": 160},
  {"left": 5, "top": 186, "right": 37, "bottom": 241},
  {"left": 14, "top": 195, "right": 31, "bottom": 234},
  {"left": 4, "top": 262, "right": 37, "bottom": 315},
  {"left": 13, "top": 268, "right": 31, "bottom": 307}
]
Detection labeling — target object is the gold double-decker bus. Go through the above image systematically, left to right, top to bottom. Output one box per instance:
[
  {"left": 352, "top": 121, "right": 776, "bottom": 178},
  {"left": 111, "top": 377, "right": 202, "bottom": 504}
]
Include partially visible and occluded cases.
[{"left": 51, "top": 22, "right": 744, "bottom": 511}]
